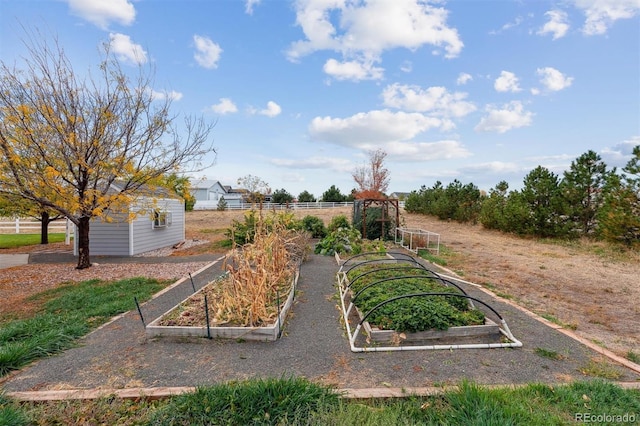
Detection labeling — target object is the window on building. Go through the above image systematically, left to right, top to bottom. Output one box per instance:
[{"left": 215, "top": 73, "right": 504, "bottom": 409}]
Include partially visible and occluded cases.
[{"left": 153, "top": 210, "right": 170, "bottom": 228}]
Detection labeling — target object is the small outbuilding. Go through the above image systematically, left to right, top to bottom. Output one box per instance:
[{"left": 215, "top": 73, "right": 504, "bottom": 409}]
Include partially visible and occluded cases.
[{"left": 74, "top": 183, "right": 185, "bottom": 257}]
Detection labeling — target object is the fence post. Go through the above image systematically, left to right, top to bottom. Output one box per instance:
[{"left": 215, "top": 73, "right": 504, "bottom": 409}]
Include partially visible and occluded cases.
[
  {"left": 15, "top": 218, "right": 19, "bottom": 234},
  {"left": 65, "top": 219, "right": 71, "bottom": 245}
]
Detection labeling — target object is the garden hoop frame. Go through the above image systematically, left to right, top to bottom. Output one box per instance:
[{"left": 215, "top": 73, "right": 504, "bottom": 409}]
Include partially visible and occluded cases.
[{"left": 336, "top": 252, "right": 522, "bottom": 352}]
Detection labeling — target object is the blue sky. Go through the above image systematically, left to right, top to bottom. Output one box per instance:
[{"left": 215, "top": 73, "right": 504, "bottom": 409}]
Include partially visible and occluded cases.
[{"left": 1, "top": 0, "right": 639, "bottom": 199}]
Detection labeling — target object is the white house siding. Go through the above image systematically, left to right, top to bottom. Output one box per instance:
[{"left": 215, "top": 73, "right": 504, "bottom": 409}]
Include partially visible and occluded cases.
[
  {"left": 193, "top": 180, "right": 227, "bottom": 202},
  {"left": 130, "top": 198, "right": 185, "bottom": 255}
]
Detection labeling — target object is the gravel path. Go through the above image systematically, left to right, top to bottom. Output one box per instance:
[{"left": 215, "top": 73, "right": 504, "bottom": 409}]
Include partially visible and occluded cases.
[{"left": 2, "top": 251, "right": 638, "bottom": 393}]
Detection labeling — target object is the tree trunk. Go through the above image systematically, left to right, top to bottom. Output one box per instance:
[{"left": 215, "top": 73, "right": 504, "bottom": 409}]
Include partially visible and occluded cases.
[
  {"left": 40, "top": 211, "right": 50, "bottom": 245},
  {"left": 76, "top": 216, "right": 92, "bottom": 269}
]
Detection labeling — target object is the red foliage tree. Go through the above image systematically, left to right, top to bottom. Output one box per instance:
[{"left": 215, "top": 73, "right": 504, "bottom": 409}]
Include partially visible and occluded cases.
[{"left": 352, "top": 149, "right": 390, "bottom": 199}]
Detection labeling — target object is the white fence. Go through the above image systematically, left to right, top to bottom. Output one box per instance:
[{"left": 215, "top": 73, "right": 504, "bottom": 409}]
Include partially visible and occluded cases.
[
  {"left": 193, "top": 201, "right": 356, "bottom": 211},
  {"left": 0, "top": 218, "right": 74, "bottom": 236}
]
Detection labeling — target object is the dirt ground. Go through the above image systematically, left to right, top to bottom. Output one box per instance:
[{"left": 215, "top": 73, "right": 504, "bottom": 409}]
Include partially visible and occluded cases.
[
  {"left": 2, "top": 207, "right": 638, "bottom": 359},
  {"left": 181, "top": 207, "right": 640, "bottom": 359}
]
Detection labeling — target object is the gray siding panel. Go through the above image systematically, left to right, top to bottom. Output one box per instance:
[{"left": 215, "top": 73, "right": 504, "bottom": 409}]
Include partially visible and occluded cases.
[
  {"left": 130, "top": 198, "right": 185, "bottom": 255},
  {"left": 89, "top": 215, "right": 131, "bottom": 256}
]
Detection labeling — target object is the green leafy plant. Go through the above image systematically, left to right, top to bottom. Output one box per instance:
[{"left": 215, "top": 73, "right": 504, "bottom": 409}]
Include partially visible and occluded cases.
[
  {"left": 226, "top": 210, "right": 302, "bottom": 245},
  {"left": 327, "top": 214, "right": 350, "bottom": 232},
  {"left": 301, "top": 215, "right": 327, "bottom": 238},
  {"left": 314, "top": 226, "right": 362, "bottom": 256},
  {"left": 346, "top": 265, "right": 484, "bottom": 332}
]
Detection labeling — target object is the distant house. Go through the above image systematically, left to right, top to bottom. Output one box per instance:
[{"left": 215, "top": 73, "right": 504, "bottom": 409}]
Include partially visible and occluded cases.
[
  {"left": 191, "top": 179, "right": 246, "bottom": 209},
  {"left": 192, "top": 180, "right": 228, "bottom": 204},
  {"left": 74, "top": 183, "right": 185, "bottom": 256},
  {"left": 389, "top": 192, "right": 411, "bottom": 201}
]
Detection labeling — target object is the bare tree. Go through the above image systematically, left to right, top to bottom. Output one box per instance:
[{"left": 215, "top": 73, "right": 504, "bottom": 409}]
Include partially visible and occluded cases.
[
  {"left": 0, "top": 34, "right": 216, "bottom": 269},
  {"left": 352, "top": 148, "right": 390, "bottom": 198},
  {"left": 237, "top": 174, "right": 270, "bottom": 206}
]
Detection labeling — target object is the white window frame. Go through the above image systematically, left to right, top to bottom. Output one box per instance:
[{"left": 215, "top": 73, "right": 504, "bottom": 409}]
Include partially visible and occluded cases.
[{"left": 152, "top": 209, "right": 171, "bottom": 229}]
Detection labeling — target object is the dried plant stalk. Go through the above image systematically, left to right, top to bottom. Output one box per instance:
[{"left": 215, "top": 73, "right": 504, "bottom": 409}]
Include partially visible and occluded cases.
[
  {"left": 158, "top": 213, "right": 310, "bottom": 328},
  {"left": 216, "top": 220, "right": 307, "bottom": 326}
]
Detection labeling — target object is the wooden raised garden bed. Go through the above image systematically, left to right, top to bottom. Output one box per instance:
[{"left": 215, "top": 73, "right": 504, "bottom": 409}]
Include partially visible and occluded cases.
[
  {"left": 146, "top": 221, "right": 307, "bottom": 342},
  {"left": 337, "top": 251, "right": 521, "bottom": 351},
  {"left": 145, "top": 271, "right": 298, "bottom": 341},
  {"left": 361, "top": 314, "right": 500, "bottom": 344}
]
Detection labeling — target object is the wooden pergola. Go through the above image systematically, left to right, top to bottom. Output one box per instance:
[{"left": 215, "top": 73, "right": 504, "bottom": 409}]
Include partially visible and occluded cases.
[{"left": 358, "top": 198, "right": 399, "bottom": 240}]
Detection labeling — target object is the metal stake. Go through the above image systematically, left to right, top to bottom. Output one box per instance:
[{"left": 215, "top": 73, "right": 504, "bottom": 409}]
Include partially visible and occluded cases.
[
  {"left": 189, "top": 273, "right": 196, "bottom": 293},
  {"left": 204, "top": 294, "right": 212, "bottom": 339},
  {"left": 134, "top": 297, "right": 145, "bottom": 327}
]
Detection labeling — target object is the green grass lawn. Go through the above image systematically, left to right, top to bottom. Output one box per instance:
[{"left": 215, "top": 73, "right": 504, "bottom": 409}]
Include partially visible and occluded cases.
[
  {"left": 0, "top": 233, "right": 69, "bottom": 249},
  {"left": 0, "top": 277, "right": 170, "bottom": 377},
  {"left": 3, "top": 377, "right": 639, "bottom": 425}
]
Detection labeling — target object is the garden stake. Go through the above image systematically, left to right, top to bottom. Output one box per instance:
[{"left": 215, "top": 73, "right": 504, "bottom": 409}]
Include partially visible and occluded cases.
[
  {"left": 189, "top": 273, "right": 196, "bottom": 293},
  {"left": 276, "top": 289, "right": 282, "bottom": 338},
  {"left": 204, "top": 294, "right": 212, "bottom": 339},
  {"left": 134, "top": 297, "right": 145, "bottom": 327}
]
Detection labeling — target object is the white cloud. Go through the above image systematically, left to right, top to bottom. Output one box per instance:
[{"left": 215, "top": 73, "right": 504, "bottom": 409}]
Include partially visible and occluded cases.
[
  {"left": 67, "top": 0, "right": 135, "bottom": 29},
  {"left": 245, "top": 0, "right": 261, "bottom": 15},
  {"left": 287, "top": 0, "right": 463, "bottom": 81},
  {"left": 573, "top": 0, "right": 640, "bottom": 35},
  {"left": 537, "top": 10, "right": 570, "bottom": 39},
  {"left": 489, "top": 16, "right": 524, "bottom": 35},
  {"left": 108, "top": 33, "right": 147, "bottom": 64},
  {"left": 193, "top": 35, "right": 222, "bottom": 69},
  {"left": 323, "top": 58, "right": 384, "bottom": 81},
  {"left": 400, "top": 61, "right": 413, "bottom": 73},
  {"left": 536, "top": 67, "right": 574, "bottom": 92},
  {"left": 494, "top": 71, "right": 521, "bottom": 93},
  {"left": 456, "top": 72, "right": 472, "bottom": 85},
  {"left": 382, "top": 83, "right": 476, "bottom": 118},
  {"left": 150, "top": 89, "right": 183, "bottom": 101},
  {"left": 210, "top": 98, "right": 238, "bottom": 115},
  {"left": 257, "top": 101, "right": 282, "bottom": 117},
  {"left": 475, "top": 101, "right": 534, "bottom": 133},
  {"left": 309, "top": 109, "right": 453, "bottom": 148},
  {"left": 601, "top": 135, "right": 640, "bottom": 166},
  {"left": 384, "top": 140, "right": 471, "bottom": 161},
  {"left": 527, "top": 153, "right": 576, "bottom": 163},
  {"left": 270, "top": 156, "right": 354, "bottom": 172},
  {"left": 458, "top": 161, "right": 529, "bottom": 191},
  {"left": 459, "top": 161, "right": 521, "bottom": 174},
  {"left": 280, "top": 172, "right": 305, "bottom": 184}
]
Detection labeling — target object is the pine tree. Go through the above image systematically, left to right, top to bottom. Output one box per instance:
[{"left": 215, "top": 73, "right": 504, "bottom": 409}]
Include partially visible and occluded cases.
[
  {"left": 561, "top": 150, "right": 611, "bottom": 235},
  {"left": 217, "top": 196, "right": 228, "bottom": 211}
]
